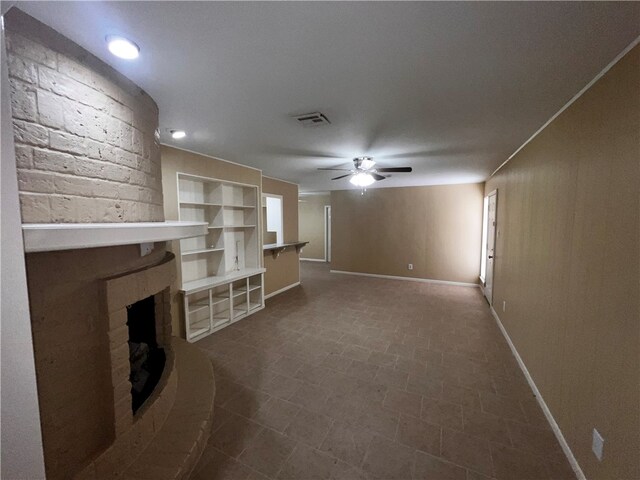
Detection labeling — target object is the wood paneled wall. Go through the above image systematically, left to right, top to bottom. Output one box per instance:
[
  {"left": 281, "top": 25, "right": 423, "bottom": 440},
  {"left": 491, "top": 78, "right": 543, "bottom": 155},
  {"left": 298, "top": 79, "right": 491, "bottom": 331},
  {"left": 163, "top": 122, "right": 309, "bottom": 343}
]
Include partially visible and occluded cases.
[{"left": 485, "top": 45, "right": 639, "bottom": 479}]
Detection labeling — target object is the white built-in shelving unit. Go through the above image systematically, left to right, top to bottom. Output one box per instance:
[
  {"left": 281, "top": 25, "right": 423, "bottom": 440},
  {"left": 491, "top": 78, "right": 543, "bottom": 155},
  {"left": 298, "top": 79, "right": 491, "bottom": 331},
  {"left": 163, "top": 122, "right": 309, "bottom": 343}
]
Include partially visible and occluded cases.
[{"left": 177, "top": 173, "right": 265, "bottom": 342}]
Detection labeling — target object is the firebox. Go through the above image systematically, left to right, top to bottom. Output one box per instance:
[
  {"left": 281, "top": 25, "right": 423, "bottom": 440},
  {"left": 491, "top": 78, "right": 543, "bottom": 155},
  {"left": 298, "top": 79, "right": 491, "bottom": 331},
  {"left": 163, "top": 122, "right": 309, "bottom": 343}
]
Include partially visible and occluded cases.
[{"left": 126, "top": 295, "right": 166, "bottom": 414}]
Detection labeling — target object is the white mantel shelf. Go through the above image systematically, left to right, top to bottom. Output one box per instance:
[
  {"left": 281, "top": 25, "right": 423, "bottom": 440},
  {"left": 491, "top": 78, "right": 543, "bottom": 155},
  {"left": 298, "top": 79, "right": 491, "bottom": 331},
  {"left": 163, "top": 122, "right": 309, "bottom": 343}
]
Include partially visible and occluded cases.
[{"left": 22, "top": 221, "right": 208, "bottom": 253}]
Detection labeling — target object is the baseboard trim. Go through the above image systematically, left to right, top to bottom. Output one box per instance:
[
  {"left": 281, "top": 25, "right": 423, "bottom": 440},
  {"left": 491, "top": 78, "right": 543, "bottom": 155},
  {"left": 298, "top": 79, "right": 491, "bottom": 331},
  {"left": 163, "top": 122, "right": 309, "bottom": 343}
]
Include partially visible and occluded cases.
[
  {"left": 300, "top": 258, "right": 326, "bottom": 263},
  {"left": 330, "top": 270, "right": 479, "bottom": 288},
  {"left": 264, "top": 282, "right": 301, "bottom": 300},
  {"left": 490, "top": 307, "right": 585, "bottom": 480}
]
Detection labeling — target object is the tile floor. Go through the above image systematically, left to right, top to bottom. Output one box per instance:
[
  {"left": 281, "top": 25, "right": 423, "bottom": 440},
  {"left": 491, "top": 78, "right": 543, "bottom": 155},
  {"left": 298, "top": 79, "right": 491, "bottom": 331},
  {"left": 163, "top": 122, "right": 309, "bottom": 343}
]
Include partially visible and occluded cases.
[{"left": 192, "top": 263, "right": 575, "bottom": 480}]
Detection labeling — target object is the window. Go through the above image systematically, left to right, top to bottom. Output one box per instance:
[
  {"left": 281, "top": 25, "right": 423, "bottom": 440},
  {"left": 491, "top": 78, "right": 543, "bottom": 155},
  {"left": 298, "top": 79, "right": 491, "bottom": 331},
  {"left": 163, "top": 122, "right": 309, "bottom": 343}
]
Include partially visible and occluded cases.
[{"left": 262, "top": 194, "right": 283, "bottom": 245}]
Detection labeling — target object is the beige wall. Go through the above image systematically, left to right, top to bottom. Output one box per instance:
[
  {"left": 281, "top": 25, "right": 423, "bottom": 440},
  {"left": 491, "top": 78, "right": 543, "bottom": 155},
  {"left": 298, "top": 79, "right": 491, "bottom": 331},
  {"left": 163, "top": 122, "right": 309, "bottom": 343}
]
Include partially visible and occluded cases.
[
  {"left": 485, "top": 45, "right": 639, "bottom": 480},
  {"left": 161, "top": 145, "right": 262, "bottom": 336},
  {"left": 262, "top": 176, "right": 300, "bottom": 296},
  {"left": 331, "top": 184, "right": 483, "bottom": 284},
  {"left": 299, "top": 194, "right": 330, "bottom": 260}
]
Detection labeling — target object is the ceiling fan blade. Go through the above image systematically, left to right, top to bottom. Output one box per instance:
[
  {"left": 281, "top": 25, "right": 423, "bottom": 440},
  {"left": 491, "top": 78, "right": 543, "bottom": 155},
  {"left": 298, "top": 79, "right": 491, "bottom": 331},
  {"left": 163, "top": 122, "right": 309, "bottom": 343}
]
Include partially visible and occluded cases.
[
  {"left": 376, "top": 167, "right": 412, "bottom": 173},
  {"left": 317, "top": 168, "right": 352, "bottom": 171},
  {"left": 371, "top": 173, "right": 386, "bottom": 181},
  {"left": 331, "top": 174, "right": 353, "bottom": 180}
]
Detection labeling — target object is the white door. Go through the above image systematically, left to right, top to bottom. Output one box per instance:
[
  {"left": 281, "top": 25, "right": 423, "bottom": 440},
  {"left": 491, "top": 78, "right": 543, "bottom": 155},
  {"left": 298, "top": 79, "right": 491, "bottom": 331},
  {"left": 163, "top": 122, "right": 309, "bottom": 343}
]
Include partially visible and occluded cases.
[
  {"left": 484, "top": 191, "right": 497, "bottom": 304},
  {"left": 324, "top": 206, "right": 331, "bottom": 263}
]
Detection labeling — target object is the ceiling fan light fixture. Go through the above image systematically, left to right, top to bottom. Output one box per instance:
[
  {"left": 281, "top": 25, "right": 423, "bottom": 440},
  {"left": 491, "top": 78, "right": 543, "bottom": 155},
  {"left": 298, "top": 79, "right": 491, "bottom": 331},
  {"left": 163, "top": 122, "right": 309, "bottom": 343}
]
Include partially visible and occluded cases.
[
  {"left": 359, "top": 157, "right": 376, "bottom": 170},
  {"left": 350, "top": 172, "right": 375, "bottom": 187}
]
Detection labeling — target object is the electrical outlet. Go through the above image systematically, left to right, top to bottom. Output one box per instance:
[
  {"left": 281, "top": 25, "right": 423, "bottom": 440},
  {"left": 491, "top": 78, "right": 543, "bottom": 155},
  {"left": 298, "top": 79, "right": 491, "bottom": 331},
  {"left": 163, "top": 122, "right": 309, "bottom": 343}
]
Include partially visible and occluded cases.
[
  {"left": 407, "top": 263, "right": 413, "bottom": 270},
  {"left": 502, "top": 300, "right": 506, "bottom": 312},
  {"left": 592, "top": 429, "right": 604, "bottom": 461}
]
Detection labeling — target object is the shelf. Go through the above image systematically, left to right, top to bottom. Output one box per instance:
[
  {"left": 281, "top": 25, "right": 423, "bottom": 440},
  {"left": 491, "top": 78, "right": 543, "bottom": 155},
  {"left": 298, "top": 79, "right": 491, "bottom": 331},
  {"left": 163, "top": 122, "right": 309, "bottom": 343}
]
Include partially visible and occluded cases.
[
  {"left": 180, "top": 202, "right": 223, "bottom": 207},
  {"left": 224, "top": 204, "right": 255, "bottom": 209},
  {"left": 22, "top": 221, "right": 209, "bottom": 253},
  {"left": 224, "top": 224, "right": 256, "bottom": 228},
  {"left": 207, "top": 226, "right": 224, "bottom": 230},
  {"left": 263, "top": 241, "right": 309, "bottom": 259},
  {"left": 182, "top": 247, "right": 224, "bottom": 256},
  {"left": 180, "top": 268, "right": 266, "bottom": 294},
  {"left": 236, "top": 285, "right": 262, "bottom": 293},
  {"left": 232, "top": 290, "right": 247, "bottom": 298},
  {"left": 212, "top": 296, "right": 229, "bottom": 305},
  {"left": 188, "top": 302, "right": 209, "bottom": 315},
  {"left": 235, "top": 302, "right": 261, "bottom": 314},
  {"left": 212, "top": 309, "right": 230, "bottom": 320},
  {"left": 188, "top": 317, "right": 211, "bottom": 339},
  {"left": 212, "top": 317, "right": 230, "bottom": 329}
]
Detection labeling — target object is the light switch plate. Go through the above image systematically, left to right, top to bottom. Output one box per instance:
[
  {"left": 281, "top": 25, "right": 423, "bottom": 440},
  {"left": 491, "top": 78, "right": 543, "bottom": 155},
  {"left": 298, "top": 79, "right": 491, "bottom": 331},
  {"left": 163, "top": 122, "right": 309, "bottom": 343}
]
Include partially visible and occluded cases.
[{"left": 592, "top": 428, "right": 604, "bottom": 461}]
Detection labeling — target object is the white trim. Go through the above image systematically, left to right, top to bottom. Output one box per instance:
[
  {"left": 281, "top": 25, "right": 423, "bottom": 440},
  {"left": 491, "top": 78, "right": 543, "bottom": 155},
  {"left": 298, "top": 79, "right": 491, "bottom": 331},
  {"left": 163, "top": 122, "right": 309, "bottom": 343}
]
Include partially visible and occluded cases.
[
  {"left": 491, "top": 35, "right": 640, "bottom": 178},
  {"left": 161, "top": 143, "right": 263, "bottom": 172},
  {"left": 262, "top": 174, "right": 299, "bottom": 186},
  {"left": 22, "top": 221, "right": 208, "bottom": 253},
  {"left": 300, "top": 258, "right": 326, "bottom": 262},
  {"left": 330, "top": 270, "right": 479, "bottom": 288},
  {"left": 264, "top": 281, "right": 301, "bottom": 299},
  {"left": 490, "top": 307, "right": 586, "bottom": 480}
]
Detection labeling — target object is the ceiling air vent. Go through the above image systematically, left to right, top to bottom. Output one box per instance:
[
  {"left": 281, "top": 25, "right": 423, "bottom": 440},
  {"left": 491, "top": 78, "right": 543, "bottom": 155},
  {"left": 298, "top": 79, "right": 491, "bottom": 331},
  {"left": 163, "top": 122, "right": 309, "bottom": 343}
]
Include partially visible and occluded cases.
[{"left": 291, "top": 112, "right": 331, "bottom": 127}]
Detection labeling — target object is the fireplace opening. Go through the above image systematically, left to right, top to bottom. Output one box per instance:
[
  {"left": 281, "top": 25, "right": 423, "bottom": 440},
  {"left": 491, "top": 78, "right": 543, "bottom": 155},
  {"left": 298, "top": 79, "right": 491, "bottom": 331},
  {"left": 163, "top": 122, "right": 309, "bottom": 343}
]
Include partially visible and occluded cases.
[{"left": 127, "top": 295, "right": 166, "bottom": 414}]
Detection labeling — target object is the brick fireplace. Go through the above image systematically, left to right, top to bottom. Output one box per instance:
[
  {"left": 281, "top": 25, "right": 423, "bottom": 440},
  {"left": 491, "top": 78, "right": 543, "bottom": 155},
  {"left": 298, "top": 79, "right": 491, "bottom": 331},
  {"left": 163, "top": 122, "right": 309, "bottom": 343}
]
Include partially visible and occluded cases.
[{"left": 4, "top": 9, "right": 204, "bottom": 479}]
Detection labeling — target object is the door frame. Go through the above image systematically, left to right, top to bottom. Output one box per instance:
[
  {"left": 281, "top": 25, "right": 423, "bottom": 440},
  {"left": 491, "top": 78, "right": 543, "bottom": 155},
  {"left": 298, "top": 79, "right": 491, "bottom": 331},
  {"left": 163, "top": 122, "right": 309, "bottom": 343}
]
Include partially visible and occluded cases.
[
  {"left": 483, "top": 189, "right": 498, "bottom": 305},
  {"left": 324, "top": 205, "right": 331, "bottom": 263}
]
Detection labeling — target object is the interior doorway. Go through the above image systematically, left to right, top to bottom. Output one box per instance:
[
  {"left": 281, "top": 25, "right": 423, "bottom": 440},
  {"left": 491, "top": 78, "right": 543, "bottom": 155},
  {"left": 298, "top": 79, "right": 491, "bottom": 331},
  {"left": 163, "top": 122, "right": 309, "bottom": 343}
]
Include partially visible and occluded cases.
[
  {"left": 482, "top": 190, "right": 497, "bottom": 305},
  {"left": 324, "top": 205, "right": 331, "bottom": 263}
]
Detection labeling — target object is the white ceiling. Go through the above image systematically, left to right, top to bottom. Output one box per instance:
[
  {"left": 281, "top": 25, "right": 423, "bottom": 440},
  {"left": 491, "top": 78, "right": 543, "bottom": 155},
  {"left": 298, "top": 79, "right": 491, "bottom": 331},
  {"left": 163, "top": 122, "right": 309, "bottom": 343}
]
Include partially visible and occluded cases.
[{"left": 14, "top": 1, "right": 640, "bottom": 192}]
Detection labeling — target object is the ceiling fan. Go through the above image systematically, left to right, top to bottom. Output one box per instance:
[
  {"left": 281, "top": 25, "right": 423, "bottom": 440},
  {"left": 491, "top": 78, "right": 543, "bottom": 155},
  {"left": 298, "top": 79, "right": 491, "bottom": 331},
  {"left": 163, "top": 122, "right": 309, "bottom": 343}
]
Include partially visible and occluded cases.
[{"left": 318, "top": 156, "right": 412, "bottom": 187}]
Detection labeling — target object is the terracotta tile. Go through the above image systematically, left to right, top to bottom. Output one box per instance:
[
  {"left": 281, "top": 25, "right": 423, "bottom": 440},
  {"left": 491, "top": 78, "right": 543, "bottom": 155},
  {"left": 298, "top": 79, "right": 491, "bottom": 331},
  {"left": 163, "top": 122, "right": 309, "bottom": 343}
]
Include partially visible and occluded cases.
[
  {"left": 386, "top": 342, "right": 415, "bottom": 359},
  {"left": 342, "top": 344, "right": 372, "bottom": 362},
  {"left": 367, "top": 350, "right": 398, "bottom": 368},
  {"left": 321, "top": 353, "right": 353, "bottom": 372},
  {"left": 270, "top": 356, "right": 305, "bottom": 377},
  {"left": 394, "top": 357, "right": 427, "bottom": 375},
  {"left": 346, "top": 360, "right": 380, "bottom": 382},
  {"left": 294, "top": 363, "right": 332, "bottom": 385},
  {"left": 374, "top": 367, "right": 408, "bottom": 389},
  {"left": 407, "top": 372, "right": 443, "bottom": 399},
  {"left": 261, "top": 373, "right": 303, "bottom": 400},
  {"left": 288, "top": 382, "right": 331, "bottom": 414},
  {"left": 441, "top": 383, "right": 482, "bottom": 410},
  {"left": 224, "top": 387, "right": 271, "bottom": 418},
  {"left": 383, "top": 388, "right": 422, "bottom": 418},
  {"left": 480, "top": 393, "right": 527, "bottom": 422},
  {"left": 251, "top": 397, "right": 300, "bottom": 433},
  {"left": 421, "top": 397, "right": 463, "bottom": 430},
  {"left": 354, "top": 402, "right": 399, "bottom": 439},
  {"left": 285, "top": 408, "right": 333, "bottom": 448},
  {"left": 462, "top": 409, "right": 511, "bottom": 446},
  {"left": 210, "top": 412, "right": 263, "bottom": 458},
  {"left": 397, "top": 413, "right": 441, "bottom": 456},
  {"left": 319, "top": 420, "right": 374, "bottom": 467},
  {"left": 507, "top": 421, "right": 563, "bottom": 457},
  {"left": 238, "top": 428, "right": 296, "bottom": 478},
  {"left": 441, "top": 429, "right": 494, "bottom": 477},
  {"left": 362, "top": 435, "right": 414, "bottom": 480},
  {"left": 278, "top": 443, "right": 354, "bottom": 480},
  {"left": 490, "top": 443, "right": 548, "bottom": 480},
  {"left": 193, "top": 447, "right": 252, "bottom": 480},
  {"left": 413, "top": 451, "right": 466, "bottom": 480}
]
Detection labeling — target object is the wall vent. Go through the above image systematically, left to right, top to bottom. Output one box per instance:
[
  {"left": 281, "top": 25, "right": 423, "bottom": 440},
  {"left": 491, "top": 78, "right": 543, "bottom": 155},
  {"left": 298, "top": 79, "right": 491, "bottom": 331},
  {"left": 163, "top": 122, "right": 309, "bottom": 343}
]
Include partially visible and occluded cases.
[{"left": 291, "top": 112, "right": 331, "bottom": 127}]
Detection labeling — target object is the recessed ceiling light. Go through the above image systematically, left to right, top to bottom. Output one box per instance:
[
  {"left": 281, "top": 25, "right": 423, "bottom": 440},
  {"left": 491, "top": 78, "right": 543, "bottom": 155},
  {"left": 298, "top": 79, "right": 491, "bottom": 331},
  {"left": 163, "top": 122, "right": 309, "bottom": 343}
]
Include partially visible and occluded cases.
[
  {"left": 106, "top": 35, "right": 140, "bottom": 60},
  {"left": 171, "top": 130, "right": 186, "bottom": 139}
]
